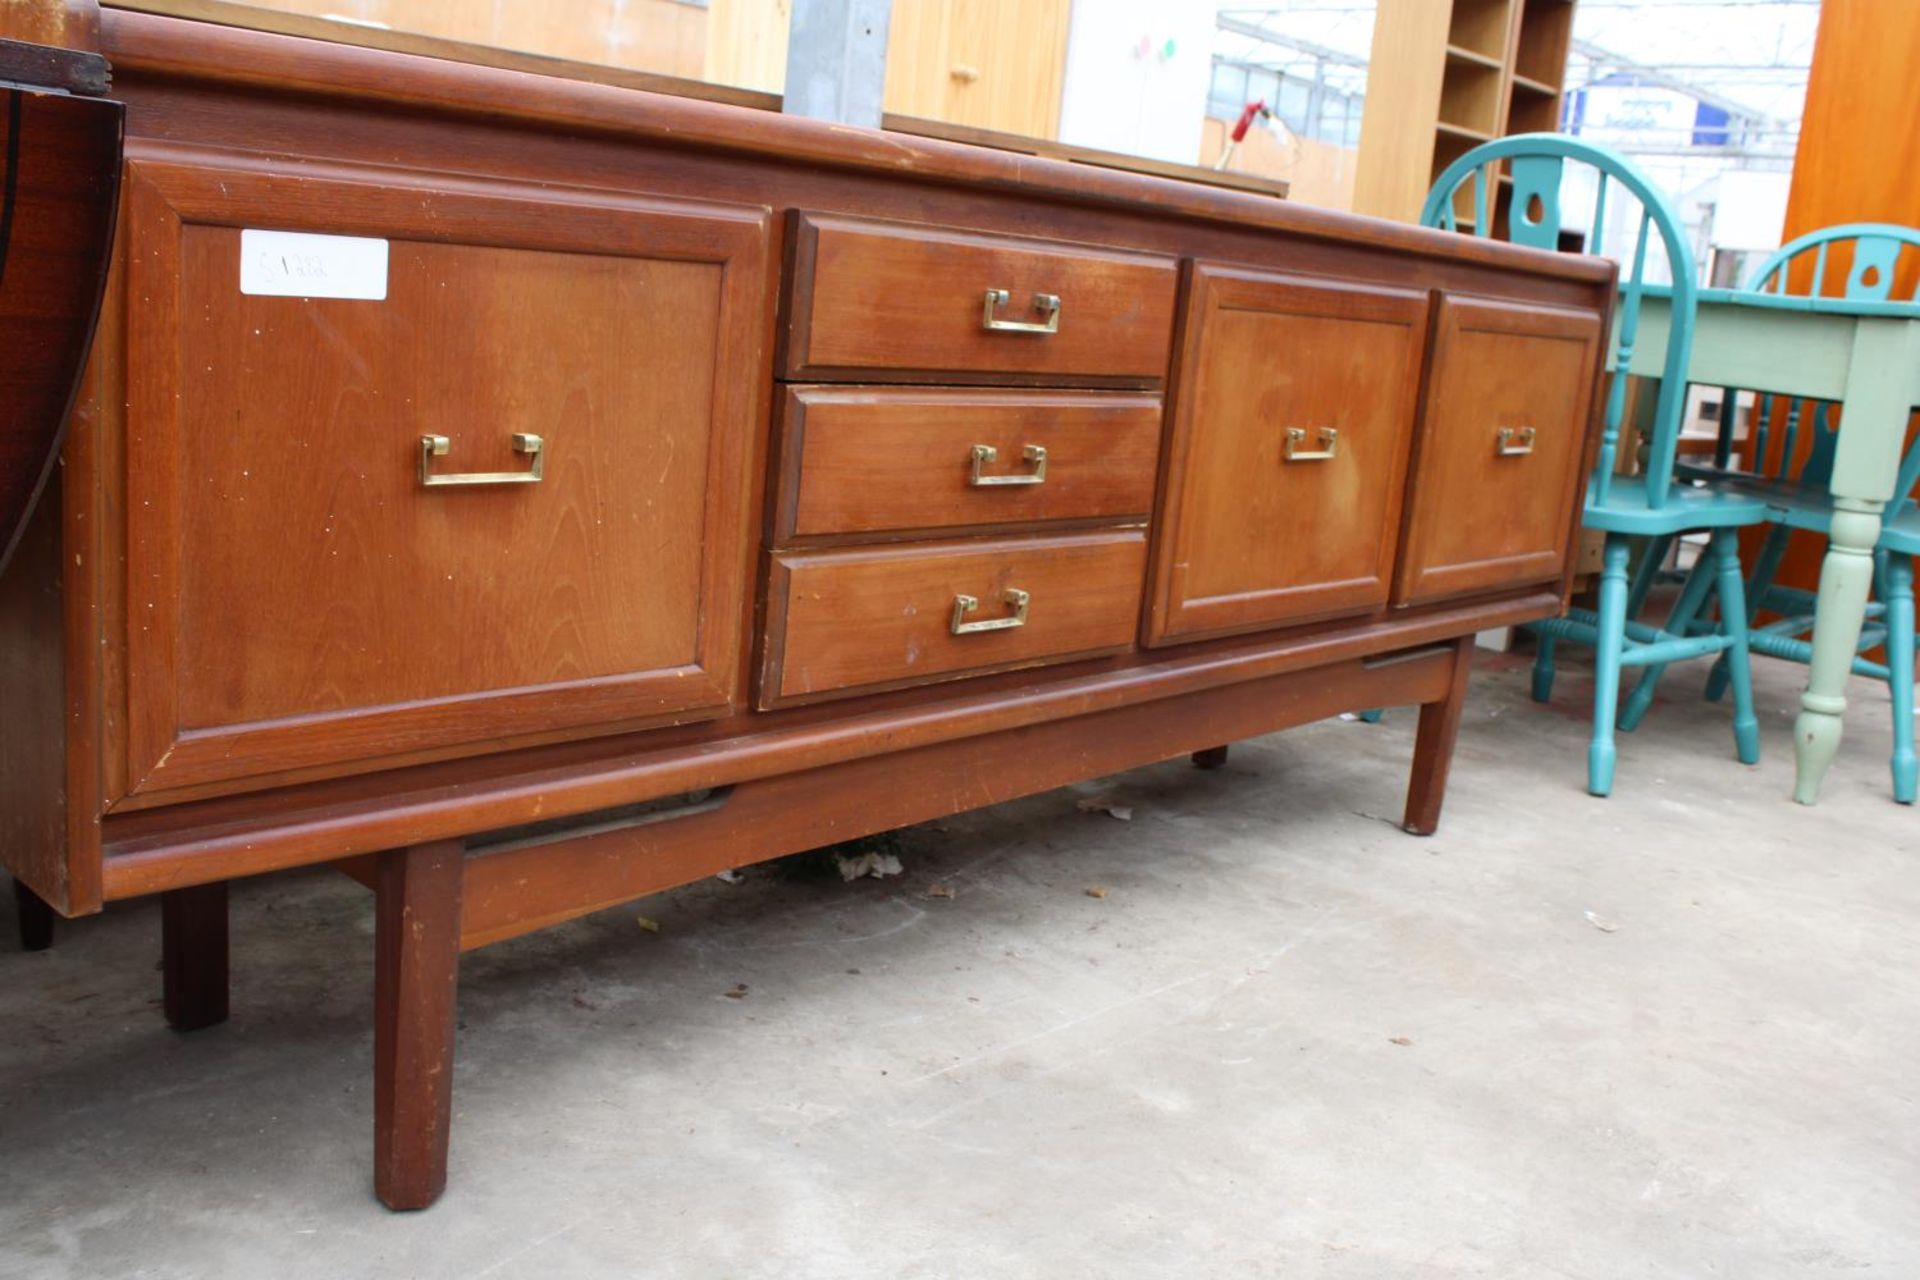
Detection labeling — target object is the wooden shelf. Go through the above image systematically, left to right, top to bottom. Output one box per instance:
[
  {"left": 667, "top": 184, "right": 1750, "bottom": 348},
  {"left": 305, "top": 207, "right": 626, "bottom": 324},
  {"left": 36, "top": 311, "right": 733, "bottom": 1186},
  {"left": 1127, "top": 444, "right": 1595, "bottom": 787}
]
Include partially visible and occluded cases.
[
  {"left": 1447, "top": 0, "right": 1514, "bottom": 62},
  {"left": 1445, "top": 43, "right": 1504, "bottom": 71},
  {"left": 1510, "top": 71, "right": 1559, "bottom": 96},
  {"left": 1434, "top": 120, "right": 1495, "bottom": 143}
]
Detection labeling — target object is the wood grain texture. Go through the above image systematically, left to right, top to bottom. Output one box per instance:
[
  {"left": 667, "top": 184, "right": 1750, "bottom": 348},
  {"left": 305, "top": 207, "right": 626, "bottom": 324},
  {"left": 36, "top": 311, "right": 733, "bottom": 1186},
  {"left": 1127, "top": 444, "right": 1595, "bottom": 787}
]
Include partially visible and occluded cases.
[
  {"left": 0, "top": 0, "right": 99, "bottom": 49},
  {"left": 883, "top": 0, "right": 1071, "bottom": 142},
  {"left": 95, "top": 9, "right": 1611, "bottom": 290},
  {"left": 0, "top": 84, "right": 119, "bottom": 575},
  {"left": 117, "top": 156, "right": 768, "bottom": 799},
  {"left": 784, "top": 213, "right": 1178, "bottom": 384},
  {"left": 1149, "top": 264, "right": 1429, "bottom": 645},
  {"left": 1395, "top": 296, "right": 1601, "bottom": 606},
  {"left": 772, "top": 386, "right": 1162, "bottom": 541},
  {"left": 761, "top": 530, "right": 1147, "bottom": 705},
  {"left": 99, "top": 591, "right": 1566, "bottom": 899},
  {"left": 1402, "top": 636, "right": 1473, "bottom": 834},
  {"left": 460, "top": 645, "right": 1458, "bottom": 948},
  {"left": 373, "top": 837, "right": 464, "bottom": 1211}
]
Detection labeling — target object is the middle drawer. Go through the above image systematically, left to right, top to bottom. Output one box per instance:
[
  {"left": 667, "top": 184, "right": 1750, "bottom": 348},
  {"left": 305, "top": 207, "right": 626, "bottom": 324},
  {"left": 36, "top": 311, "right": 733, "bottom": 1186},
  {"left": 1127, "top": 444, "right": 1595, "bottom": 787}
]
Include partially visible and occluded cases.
[{"left": 772, "top": 386, "right": 1164, "bottom": 541}]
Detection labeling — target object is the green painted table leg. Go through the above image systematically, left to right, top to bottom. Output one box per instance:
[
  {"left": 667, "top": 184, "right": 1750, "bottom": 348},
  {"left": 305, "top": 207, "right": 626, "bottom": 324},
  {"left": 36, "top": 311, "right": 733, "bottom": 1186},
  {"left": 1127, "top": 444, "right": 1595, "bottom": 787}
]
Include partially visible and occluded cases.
[{"left": 1793, "top": 500, "right": 1884, "bottom": 804}]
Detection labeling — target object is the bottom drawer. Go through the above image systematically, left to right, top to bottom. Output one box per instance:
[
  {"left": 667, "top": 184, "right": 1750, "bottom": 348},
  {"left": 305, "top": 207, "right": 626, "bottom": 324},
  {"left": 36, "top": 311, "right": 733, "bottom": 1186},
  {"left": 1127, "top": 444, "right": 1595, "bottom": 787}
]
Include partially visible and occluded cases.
[{"left": 759, "top": 531, "right": 1147, "bottom": 707}]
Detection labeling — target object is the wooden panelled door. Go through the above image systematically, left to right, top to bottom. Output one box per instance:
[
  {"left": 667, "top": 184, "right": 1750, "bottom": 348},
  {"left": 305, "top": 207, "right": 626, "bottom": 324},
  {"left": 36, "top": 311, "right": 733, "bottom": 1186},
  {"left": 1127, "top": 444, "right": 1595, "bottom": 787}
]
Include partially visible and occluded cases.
[
  {"left": 114, "top": 156, "right": 768, "bottom": 800},
  {"left": 1149, "top": 264, "right": 1429, "bottom": 645},
  {"left": 1395, "top": 295, "right": 1601, "bottom": 606}
]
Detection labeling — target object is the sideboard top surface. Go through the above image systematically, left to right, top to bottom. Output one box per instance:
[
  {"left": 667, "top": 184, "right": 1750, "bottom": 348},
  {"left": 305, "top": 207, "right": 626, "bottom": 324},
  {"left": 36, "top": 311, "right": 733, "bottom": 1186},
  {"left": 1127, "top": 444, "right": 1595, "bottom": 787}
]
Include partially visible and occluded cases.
[{"left": 96, "top": 7, "right": 1610, "bottom": 290}]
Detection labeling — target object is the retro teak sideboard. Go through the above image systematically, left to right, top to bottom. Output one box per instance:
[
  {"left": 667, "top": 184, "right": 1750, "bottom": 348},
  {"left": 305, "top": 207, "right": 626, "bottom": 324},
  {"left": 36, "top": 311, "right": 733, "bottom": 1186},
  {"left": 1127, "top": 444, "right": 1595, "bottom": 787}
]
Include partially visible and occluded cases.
[{"left": 0, "top": 8, "right": 1612, "bottom": 1209}]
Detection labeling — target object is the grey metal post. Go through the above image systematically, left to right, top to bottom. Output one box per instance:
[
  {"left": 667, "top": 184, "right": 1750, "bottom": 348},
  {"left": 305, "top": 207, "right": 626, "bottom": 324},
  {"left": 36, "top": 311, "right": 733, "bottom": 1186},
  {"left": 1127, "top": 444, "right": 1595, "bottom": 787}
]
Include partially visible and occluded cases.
[{"left": 782, "top": 0, "right": 894, "bottom": 127}]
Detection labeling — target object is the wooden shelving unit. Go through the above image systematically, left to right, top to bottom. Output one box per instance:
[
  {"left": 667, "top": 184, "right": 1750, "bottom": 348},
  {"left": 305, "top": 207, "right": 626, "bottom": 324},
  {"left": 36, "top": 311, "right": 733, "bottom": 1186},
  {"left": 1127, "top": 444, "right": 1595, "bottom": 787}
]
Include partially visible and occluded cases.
[{"left": 1353, "top": 0, "right": 1577, "bottom": 223}]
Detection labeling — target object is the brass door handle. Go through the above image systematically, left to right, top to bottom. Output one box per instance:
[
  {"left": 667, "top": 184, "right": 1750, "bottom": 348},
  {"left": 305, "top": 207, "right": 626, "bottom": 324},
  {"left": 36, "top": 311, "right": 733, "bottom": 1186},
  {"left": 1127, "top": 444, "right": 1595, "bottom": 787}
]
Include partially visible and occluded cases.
[
  {"left": 982, "top": 288, "right": 1061, "bottom": 334},
  {"left": 1283, "top": 426, "right": 1338, "bottom": 461},
  {"left": 1495, "top": 426, "right": 1537, "bottom": 457},
  {"left": 419, "top": 433, "right": 544, "bottom": 487},
  {"left": 969, "top": 443, "right": 1048, "bottom": 486},
  {"left": 950, "top": 587, "right": 1030, "bottom": 634}
]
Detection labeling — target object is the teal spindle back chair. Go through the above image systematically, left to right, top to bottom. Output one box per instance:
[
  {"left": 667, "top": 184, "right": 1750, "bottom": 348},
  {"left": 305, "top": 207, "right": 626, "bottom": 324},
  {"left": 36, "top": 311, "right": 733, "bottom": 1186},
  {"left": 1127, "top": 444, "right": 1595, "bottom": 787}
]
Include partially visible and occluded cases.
[
  {"left": 1422, "top": 134, "right": 1771, "bottom": 796},
  {"left": 1667, "top": 223, "right": 1920, "bottom": 801}
]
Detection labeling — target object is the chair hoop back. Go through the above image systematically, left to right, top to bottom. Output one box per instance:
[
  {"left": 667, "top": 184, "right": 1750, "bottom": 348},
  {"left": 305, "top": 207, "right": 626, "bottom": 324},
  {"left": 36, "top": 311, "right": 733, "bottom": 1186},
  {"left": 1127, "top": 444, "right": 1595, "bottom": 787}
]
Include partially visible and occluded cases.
[
  {"left": 1421, "top": 133, "right": 1698, "bottom": 511},
  {"left": 1748, "top": 222, "right": 1920, "bottom": 302}
]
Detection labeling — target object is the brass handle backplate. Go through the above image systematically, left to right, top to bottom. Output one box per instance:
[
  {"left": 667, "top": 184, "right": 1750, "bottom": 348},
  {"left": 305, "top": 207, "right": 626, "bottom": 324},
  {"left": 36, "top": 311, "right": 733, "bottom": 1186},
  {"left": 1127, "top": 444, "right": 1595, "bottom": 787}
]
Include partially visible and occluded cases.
[
  {"left": 982, "top": 288, "right": 1061, "bottom": 334},
  {"left": 1283, "top": 426, "right": 1338, "bottom": 461},
  {"left": 1495, "top": 426, "right": 1538, "bottom": 457},
  {"left": 419, "top": 433, "right": 544, "bottom": 487},
  {"left": 969, "top": 443, "right": 1048, "bottom": 487},
  {"left": 950, "top": 587, "right": 1030, "bottom": 634}
]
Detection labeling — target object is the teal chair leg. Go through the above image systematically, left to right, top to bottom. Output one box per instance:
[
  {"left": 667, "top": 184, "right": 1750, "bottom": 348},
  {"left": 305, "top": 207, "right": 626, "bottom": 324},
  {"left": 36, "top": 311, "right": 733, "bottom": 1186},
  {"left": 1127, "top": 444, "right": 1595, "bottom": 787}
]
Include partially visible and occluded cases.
[
  {"left": 1707, "top": 524, "right": 1790, "bottom": 703},
  {"left": 1710, "top": 528, "right": 1762, "bottom": 765},
  {"left": 1626, "top": 533, "right": 1675, "bottom": 619},
  {"left": 1589, "top": 536, "right": 1630, "bottom": 797},
  {"left": 1619, "top": 550, "right": 1719, "bottom": 733},
  {"left": 1887, "top": 553, "right": 1916, "bottom": 804},
  {"left": 1531, "top": 633, "right": 1558, "bottom": 703},
  {"left": 1355, "top": 709, "right": 1385, "bottom": 724}
]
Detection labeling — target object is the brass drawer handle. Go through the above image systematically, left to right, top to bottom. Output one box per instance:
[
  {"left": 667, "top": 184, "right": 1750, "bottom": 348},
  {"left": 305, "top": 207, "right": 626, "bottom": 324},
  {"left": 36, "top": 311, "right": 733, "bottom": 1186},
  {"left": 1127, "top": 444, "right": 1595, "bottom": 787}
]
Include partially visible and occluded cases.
[
  {"left": 982, "top": 288, "right": 1061, "bottom": 334},
  {"left": 1283, "top": 426, "right": 1338, "bottom": 461},
  {"left": 1495, "top": 426, "right": 1538, "bottom": 457},
  {"left": 419, "top": 433, "right": 544, "bottom": 487},
  {"left": 969, "top": 443, "right": 1048, "bottom": 486},
  {"left": 950, "top": 587, "right": 1030, "bottom": 634}
]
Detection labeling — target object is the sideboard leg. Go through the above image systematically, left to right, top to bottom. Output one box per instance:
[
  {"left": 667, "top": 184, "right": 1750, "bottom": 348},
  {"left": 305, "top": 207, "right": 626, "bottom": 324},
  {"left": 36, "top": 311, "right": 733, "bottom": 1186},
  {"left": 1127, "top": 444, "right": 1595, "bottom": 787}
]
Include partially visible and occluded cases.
[
  {"left": 1402, "top": 639, "right": 1474, "bottom": 836},
  {"left": 1191, "top": 745, "right": 1229, "bottom": 769},
  {"left": 373, "top": 839, "right": 465, "bottom": 1212},
  {"left": 13, "top": 878, "right": 54, "bottom": 952},
  {"left": 162, "top": 881, "right": 229, "bottom": 1031}
]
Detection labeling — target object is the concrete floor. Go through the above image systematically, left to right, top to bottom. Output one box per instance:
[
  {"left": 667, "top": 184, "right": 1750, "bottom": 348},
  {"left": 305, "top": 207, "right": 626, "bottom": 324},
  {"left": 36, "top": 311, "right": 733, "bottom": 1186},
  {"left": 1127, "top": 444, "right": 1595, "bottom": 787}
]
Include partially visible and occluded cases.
[{"left": 1, "top": 647, "right": 1916, "bottom": 1279}]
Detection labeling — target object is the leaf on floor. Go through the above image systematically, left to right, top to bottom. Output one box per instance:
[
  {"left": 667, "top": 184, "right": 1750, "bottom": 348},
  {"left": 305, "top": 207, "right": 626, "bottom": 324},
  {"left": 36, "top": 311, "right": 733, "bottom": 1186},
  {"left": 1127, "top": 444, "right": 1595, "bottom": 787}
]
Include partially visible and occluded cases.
[
  {"left": 1085, "top": 885, "right": 1110, "bottom": 899},
  {"left": 1584, "top": 910, "right": 1620, "bottom": 933},
  {"left": 723, "top": 983, "right": 750, "bottom": 1000}
]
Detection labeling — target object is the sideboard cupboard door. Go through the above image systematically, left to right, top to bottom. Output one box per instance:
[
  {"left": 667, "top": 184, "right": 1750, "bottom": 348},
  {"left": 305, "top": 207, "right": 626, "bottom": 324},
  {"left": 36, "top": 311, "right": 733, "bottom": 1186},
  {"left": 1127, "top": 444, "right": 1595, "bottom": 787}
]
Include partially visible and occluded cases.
[
  {"left": 115, "top": 158, "right": 769, "bottom": 800},
  {"left": 1146, "top": 265, "right": 1428, "bottom": 646},
  {"left": 1395, "top": 296, "right": 1603, "bottom": 607}
]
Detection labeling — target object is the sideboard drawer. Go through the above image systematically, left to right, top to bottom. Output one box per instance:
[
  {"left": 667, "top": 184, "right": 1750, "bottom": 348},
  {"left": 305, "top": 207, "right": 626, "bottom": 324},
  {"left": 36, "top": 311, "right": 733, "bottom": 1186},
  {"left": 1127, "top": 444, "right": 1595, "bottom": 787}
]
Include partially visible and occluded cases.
[
  {"left": 115, "top": 159, "right": 769, "bottom": 798},
  {"left": 782, "top": 213, "right": 1179, "bottom": 384},
  {"left": 1148, "top": 264, "right": 1428, "bottom": 645},
  {"left": 1396, "top": 296, "right": 1603, "bottom": 607},
  {"left": 773, "top": 386, "right": 1162, "bottom": 541},
  {"left": 759, "top": 531, "right": 1146, "bottom": 706}
]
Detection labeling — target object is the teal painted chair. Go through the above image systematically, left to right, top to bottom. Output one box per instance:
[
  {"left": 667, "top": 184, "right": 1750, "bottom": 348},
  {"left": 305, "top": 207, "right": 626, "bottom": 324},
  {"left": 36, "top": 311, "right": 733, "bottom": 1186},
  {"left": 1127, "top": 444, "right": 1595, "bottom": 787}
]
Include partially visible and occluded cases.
[
  {"left": 1421, "top": 134, "right": 1770, "bottom": 796},
  {"left": 1653, "top": 224, "right": 1920, "bottom": 802}
]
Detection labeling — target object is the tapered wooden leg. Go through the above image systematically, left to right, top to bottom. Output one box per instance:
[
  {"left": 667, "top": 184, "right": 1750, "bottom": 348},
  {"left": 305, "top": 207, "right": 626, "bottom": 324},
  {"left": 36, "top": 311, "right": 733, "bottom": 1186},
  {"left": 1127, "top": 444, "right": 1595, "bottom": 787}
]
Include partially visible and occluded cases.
[
  {"left": 1402, "top": 638, "right": 1474, "bottom": 836},
  {"left": 1191, "top": 745, "right": 1229, "bottom": 769},
  {"left": 374, "top": 839, "right": 465, "bottom": 1212},
  {"left": 13, "top": 878, "right": 54, "bottom": 952},
  {"left": 162, "top": 881, "right": 229, "bottom": 1031}
]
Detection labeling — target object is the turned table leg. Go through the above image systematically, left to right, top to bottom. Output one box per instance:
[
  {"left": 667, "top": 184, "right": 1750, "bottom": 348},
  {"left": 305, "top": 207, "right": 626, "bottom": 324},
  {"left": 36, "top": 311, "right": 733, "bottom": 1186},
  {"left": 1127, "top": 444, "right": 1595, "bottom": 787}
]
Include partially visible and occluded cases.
[
  {"left": 1793, "top": 499, "right": 1883, "bottom": 804},
  {"left": 1403, "top": 638, "right": 1474, "bottom": 836},
  {"left": 1191, "top": 745, "right": 1229, "bottom": 770},
  {"left": 374, "top": 839, "right": 465, "bottom": 1212},
  {"left": 13, "top": 878, "right": 54, "bottom": 952},
  {"left": 162, "top": 881, "right": 230, "bottom": 1031}
]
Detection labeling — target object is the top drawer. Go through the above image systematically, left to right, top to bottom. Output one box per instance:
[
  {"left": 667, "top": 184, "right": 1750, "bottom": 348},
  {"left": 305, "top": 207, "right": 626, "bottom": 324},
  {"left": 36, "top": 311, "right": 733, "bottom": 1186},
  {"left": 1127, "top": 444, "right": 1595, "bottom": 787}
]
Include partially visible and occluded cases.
[{"left": 782, "top": 213, "right": 1179, "bottom": 385}]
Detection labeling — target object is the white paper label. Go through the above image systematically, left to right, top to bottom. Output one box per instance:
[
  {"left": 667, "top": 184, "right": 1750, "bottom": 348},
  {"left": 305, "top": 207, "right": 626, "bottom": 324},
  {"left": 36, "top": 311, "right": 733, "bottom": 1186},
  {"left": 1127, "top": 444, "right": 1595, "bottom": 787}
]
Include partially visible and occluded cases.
[{"left": 239, "top": 229, "right": 389, "bottom": 300}]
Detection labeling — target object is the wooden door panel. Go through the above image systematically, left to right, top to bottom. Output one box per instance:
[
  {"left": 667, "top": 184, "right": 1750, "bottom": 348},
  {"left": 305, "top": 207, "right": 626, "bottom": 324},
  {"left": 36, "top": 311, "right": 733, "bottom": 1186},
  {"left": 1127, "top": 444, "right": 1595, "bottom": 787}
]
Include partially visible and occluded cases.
[
  {"left": 119, "top": 156, "right": 768, "bottom": 798},
  {"left": 1149, "top": 264, "right": 1428, "bottom": 645},
  {"left": 1395, "top": 296, "right": 1602, "bottom": 606}
]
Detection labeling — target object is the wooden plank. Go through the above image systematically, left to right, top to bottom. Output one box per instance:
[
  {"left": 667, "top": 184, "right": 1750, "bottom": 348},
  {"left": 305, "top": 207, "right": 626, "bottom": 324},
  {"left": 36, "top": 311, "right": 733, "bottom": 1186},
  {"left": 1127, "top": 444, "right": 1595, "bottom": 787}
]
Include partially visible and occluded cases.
[
  {"left": 1352, "top": 0, "right": 1450, "bottom": 221},
  {"left": 96, "top": 592, "right": 1565, "bottom": 899},
  {"left": 456, "top": 646, "right": 1458, "bottom": 950}
]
